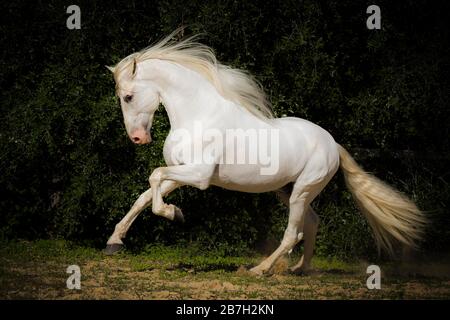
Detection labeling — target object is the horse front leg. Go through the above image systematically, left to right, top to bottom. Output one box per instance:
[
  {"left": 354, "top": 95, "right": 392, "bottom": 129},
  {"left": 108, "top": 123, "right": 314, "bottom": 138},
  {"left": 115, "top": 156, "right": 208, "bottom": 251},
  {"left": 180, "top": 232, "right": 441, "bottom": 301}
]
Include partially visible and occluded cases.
[
  {"left": 149, "top": 164, "right": 216, "bottom": 218},
  {"left": 105, "top": 180, "right": 179, "bottom": 255}
]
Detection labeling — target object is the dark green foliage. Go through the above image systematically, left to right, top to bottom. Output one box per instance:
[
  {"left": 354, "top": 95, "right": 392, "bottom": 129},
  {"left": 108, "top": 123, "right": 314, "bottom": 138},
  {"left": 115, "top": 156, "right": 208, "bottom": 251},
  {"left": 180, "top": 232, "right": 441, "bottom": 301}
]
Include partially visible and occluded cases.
[{"left": 1, "top": 0, "right": 449, "bottom": 259}]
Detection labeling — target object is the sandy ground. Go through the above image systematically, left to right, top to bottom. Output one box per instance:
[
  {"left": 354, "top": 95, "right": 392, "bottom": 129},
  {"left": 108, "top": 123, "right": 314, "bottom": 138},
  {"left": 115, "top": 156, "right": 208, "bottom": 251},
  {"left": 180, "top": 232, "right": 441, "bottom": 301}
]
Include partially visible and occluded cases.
[{"left": 1, "top": 248, "right": 450, "bottom": 300}]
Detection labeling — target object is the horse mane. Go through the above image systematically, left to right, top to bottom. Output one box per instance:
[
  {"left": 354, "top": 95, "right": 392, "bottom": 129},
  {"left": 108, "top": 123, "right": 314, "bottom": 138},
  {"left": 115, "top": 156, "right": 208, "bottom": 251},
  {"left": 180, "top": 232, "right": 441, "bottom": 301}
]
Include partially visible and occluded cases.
[{"left": 110, "top": 29, "right": 274, "bottom": 120}]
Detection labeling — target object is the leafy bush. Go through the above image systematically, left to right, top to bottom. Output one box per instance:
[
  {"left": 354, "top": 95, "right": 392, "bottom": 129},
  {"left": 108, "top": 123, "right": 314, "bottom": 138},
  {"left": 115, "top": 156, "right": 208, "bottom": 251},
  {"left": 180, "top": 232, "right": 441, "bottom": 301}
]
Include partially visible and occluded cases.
[{"left": 0, "top": 0, "right": 449, "bottom": 258}]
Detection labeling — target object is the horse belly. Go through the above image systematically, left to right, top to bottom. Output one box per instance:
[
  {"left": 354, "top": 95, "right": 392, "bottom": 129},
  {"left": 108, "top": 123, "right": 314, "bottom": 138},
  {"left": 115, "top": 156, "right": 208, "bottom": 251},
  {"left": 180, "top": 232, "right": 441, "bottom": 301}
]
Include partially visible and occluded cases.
[{"left": 211, "top": 164, "right": 293, "bottom": 193}]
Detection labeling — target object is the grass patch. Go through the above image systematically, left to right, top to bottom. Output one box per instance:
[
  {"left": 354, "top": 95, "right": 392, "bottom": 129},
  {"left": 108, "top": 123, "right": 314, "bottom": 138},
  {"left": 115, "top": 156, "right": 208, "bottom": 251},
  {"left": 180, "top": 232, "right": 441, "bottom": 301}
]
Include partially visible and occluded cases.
[{"left": 1, "top": 239, "right": 449, "bottom": 299}]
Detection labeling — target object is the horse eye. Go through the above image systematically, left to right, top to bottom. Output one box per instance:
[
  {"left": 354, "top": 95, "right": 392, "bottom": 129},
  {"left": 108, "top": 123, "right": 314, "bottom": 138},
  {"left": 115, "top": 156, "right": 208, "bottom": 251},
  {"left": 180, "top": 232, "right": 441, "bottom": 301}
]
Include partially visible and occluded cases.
[{"left": 124, "top": 95, "right": 133, "bottom": 103}]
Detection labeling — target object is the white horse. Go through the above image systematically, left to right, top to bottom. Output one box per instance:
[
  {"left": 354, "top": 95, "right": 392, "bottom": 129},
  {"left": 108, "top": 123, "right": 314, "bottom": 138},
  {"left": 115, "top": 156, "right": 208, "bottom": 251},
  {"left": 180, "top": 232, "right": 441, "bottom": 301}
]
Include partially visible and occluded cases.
[{"left": 105, "top": 31, "right": 426, "bottom": 275}]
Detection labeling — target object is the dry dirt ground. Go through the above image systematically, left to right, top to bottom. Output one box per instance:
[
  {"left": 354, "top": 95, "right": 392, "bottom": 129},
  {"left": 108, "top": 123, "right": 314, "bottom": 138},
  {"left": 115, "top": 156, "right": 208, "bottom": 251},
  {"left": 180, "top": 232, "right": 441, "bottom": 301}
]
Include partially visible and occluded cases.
[{"left": 1, "top": 240, "right": 449, "bottom": 299}]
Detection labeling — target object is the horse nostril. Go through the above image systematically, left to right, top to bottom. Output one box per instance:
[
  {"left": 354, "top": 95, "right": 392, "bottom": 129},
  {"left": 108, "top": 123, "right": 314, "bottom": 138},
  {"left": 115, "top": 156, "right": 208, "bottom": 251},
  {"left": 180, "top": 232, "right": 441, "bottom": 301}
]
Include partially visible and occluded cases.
[{"left": 132, "top": 136, "right": 141, "bottom": 143}]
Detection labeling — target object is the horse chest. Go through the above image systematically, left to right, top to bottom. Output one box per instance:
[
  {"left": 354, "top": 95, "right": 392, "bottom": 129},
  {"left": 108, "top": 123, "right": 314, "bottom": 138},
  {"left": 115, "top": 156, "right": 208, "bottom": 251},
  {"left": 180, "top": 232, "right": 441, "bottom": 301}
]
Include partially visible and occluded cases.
[{"left": 163, "top": 132, "right": 200, "bottom": 166}]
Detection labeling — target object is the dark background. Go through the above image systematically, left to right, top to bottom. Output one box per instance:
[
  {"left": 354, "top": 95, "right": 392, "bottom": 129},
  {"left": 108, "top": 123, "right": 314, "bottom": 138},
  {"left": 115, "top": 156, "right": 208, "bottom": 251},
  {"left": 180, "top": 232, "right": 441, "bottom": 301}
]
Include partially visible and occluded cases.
[{"left": 0, "top": 0, "right": 449, "bottom": 259}]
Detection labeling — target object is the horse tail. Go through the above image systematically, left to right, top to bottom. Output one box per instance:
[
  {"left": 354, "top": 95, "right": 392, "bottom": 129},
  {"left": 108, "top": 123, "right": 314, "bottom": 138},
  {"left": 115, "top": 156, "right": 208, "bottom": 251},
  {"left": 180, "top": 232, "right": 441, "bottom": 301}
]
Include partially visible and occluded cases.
[{"left": 337, "top": 144, "right": 427, "bottom": 255}]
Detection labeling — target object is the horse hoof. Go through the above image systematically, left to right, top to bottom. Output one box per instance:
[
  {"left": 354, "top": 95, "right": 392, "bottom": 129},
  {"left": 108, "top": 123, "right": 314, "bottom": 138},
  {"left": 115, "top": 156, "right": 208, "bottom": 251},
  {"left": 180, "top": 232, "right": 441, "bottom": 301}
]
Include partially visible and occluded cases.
[
  {"left": 173, "top": 206, "right": 185, "bottom": 223},
  {"left": 104, "top": 243, "right": 124, "bottom": 255},
  {"left": 249, "top": 266, "right": 265, "bottom": 276},
  {"left": 289, "top": 266, "right": 312, "bottom": 276}
]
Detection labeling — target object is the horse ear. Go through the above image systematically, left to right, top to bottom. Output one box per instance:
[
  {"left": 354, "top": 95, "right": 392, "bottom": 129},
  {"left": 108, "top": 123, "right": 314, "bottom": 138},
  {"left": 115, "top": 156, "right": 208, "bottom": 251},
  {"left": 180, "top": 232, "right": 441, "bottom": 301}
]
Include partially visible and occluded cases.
[
  {"left": 132, "top": 59, "right": 137, "bottom": 76},
  {"left": 106, "top": 65, "right": 115, "bottom": 73}
]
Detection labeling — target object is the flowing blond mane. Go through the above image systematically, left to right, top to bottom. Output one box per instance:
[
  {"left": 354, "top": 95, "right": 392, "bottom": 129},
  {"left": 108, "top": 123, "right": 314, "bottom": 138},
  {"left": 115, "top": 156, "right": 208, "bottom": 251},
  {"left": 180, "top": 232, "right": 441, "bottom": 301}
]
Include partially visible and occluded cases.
[{"left": 110, "top": 30, "right": 274, "bottom": 120}]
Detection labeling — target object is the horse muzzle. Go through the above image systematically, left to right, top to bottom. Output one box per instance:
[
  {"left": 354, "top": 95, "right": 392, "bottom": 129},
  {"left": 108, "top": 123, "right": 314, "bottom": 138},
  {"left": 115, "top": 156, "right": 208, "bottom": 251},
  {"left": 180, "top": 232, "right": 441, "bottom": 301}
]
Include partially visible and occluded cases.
[{"left": 130, "top": 128, "right": 152, "bottom": 144}]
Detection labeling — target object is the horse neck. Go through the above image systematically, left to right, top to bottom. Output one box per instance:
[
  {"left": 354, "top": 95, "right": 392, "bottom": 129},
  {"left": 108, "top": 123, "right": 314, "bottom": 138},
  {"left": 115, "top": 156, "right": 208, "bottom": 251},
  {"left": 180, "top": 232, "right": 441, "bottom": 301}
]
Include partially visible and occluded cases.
[{"left": 141, "top": 59, "right": 225, "bottom": 129}]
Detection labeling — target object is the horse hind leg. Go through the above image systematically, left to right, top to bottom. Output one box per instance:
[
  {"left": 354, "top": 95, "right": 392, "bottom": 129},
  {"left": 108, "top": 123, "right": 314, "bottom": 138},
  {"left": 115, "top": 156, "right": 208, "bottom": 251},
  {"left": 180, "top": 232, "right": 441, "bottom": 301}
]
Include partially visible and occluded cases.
[
  {"left": 250, "top": 178, "right": 326, "bottom": 275},
  {"left": 275, "top": 189, "right": 320, "bottom": 274},
  {"left": 290, "top": 206, "right": 320, "bottom": 274}
]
